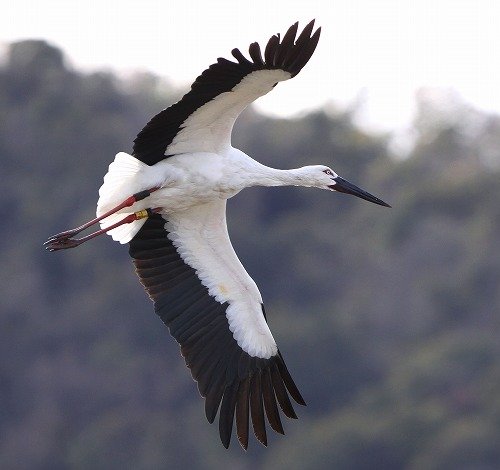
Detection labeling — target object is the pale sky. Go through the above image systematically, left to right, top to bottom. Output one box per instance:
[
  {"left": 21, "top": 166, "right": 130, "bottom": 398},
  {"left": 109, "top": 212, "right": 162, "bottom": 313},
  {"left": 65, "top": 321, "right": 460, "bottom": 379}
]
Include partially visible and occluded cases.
[{"left": 2, "top": 0, "right": 500, "bottom": 133}]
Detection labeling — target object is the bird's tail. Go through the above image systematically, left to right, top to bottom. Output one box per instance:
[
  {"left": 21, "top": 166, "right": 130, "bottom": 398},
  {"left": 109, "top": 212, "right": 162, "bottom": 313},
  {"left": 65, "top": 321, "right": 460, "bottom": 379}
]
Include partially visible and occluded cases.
[{"left": 96, "top": 152, "right": 150, "bottom": 244}]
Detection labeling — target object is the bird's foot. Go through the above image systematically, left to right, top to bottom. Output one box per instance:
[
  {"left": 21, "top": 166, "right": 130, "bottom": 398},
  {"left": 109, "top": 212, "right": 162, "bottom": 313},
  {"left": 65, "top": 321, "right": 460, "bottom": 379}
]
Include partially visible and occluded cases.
[
  {"left": 43, "top": 187, "right": 161, "bottom": 252},
  {"left": 43, "top": 207, "right": 162, "bottom": 252},
  {"left": 44, "top": 228, "right": 83, "bottom": 245},
  {"left": 44, "top": 236, "right": 83, "bottom": 251}
]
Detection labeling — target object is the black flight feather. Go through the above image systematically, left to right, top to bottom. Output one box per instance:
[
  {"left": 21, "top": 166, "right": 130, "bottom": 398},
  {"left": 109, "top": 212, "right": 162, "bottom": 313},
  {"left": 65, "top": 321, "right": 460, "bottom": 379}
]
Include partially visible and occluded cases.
[
  {"left": 250, "top": 371, "right": 267, "bottom": 446},
  {"left": 236, "top": 377, "right": 251, "bottom": 450}
]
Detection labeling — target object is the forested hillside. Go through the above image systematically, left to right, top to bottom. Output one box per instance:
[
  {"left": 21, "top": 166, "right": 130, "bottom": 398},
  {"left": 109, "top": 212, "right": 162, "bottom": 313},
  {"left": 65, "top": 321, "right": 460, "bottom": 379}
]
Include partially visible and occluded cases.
[{"left": 1, "top": 40, "right": 500, "bottom": 469}]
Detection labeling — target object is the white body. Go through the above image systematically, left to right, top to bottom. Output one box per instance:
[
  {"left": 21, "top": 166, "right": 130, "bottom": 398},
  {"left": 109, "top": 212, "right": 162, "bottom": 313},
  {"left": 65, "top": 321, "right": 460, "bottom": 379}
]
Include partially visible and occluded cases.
[{"left": 96, "top": 149, "right": 336, "bottom": 244}]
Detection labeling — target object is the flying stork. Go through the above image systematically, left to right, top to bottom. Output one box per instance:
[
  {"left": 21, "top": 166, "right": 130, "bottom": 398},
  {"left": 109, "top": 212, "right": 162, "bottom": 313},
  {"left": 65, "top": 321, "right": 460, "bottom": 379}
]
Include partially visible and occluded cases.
[{"left": 44, "top": 20, "right": 390, "bottom": 449}]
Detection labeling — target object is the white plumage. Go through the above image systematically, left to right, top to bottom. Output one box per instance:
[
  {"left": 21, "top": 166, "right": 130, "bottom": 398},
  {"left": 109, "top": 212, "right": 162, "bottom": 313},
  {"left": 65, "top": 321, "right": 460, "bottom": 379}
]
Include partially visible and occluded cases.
[
  {"left": 45, "top": 20, "right": 390, "bottom": 449},
  {"left": 166, "top": 69, "right": 290, "bottom": 155},
  {"left": 165, "top": 201, "right": 276, "bottom": 359}
]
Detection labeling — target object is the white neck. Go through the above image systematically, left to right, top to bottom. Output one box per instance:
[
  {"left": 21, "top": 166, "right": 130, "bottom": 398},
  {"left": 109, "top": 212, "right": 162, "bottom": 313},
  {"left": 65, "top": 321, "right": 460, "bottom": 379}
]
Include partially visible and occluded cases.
[
  {"left": 226, "top": 149, "right": 328, "bottom": 190},
  {"left": 245, "top": 163, "right": 315, "bottom": 188}
]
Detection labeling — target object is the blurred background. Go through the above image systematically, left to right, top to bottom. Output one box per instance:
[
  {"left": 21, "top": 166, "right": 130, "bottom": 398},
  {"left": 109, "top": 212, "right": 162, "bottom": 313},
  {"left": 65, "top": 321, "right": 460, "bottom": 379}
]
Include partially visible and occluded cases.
[{"left": 1, "top": 1, "right": 500, "bottom": 469}]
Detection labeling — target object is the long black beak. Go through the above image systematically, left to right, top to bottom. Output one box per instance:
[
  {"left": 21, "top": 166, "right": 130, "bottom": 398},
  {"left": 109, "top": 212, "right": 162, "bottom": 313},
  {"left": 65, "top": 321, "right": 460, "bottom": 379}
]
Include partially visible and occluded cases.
[{"left": 329, "top": 176, "right": 391, "bottom": 207}]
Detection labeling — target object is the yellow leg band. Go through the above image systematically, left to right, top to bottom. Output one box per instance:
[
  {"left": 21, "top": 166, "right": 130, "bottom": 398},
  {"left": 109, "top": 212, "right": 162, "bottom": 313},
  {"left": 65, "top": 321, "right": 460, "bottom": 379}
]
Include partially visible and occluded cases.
[{"left": 134, "top": 210, "right": 150, "bottom": 219}]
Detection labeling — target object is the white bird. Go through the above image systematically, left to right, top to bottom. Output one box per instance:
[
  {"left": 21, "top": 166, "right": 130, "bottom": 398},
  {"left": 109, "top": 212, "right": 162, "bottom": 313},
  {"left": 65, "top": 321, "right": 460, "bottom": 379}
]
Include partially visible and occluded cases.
[{"left": 45, "top": 20, "right": 390, "bottom": 449}]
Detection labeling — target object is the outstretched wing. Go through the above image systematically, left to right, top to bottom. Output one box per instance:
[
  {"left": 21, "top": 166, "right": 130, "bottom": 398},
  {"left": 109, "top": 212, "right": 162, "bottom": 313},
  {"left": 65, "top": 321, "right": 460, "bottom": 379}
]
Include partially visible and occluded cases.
[
  {"left": 132, "top": 20, "right": 321, "bottom": 165},
  {"left": 128, "top": 202, "right": 305, "bottom": 449}
]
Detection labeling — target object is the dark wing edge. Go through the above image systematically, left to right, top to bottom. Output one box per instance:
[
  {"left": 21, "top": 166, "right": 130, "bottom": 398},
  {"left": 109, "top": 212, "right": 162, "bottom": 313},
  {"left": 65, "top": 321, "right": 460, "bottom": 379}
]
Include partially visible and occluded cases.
[
  {"left": 132, "top": 20, "right": 321, "bottom": 166},
  {"left": 129, "top": 214, "right": 306, "bottom": 449}
]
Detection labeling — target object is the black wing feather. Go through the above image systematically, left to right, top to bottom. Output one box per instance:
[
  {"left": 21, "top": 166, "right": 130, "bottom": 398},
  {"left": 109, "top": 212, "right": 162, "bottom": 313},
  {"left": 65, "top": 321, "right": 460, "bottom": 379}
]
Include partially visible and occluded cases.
[
  {"left": 132, "top": 20, "right": 321, "bottom": 165},
  {"left": 275, "top": 22, "right": 299, "bottom": 65},
  {"left": 289, "top": 28, "right": 321, "bottom": 74},
  {"left": 264, "top": 34, "right": 280, "bottom": 65},
  {"left": 248, "top": 42, "right": 264, "bottom": 65},
  {"left": 129, "top": 215, "right": 305, "bottom": 448},
  {"left": 205, "top": 351, "right": 232, "bottom": 423},
  {"left": 277, "top": 352, "right": 306, "bottom": 406},
  {"left": 270, "top": 362, "right": 298, "bottom": 419},
  {"left": 262, "top": 367, "right": 284, "bottom": 435},
  {"left": 250, "top": 371, "right": 267, "bottom": 446},
  {"left": 236, "top": 377, "right": 251, "bottom": 449},
  {"left": 219, "top": 381, "right": 240, "bottom": 448}
]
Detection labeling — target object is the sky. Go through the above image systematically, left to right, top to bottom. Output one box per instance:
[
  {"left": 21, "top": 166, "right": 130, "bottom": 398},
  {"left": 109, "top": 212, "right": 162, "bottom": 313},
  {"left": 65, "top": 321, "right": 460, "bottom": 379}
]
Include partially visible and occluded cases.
[{"left": 2, "top": 0, "right": 500, "bottom": 134}]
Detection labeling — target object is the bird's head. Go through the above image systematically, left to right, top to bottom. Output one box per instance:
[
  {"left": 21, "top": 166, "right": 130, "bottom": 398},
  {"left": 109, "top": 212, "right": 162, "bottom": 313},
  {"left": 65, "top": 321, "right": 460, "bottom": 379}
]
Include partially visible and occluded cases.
[{"left": 300, "top": 165, "right": 391, "bottom": 207}]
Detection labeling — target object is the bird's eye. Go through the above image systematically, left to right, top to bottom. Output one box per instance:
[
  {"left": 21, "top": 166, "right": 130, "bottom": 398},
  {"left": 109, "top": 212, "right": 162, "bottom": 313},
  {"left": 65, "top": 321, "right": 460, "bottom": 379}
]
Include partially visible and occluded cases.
[{"left": 323, "top": 169, "right": 333, "bottom": 176}]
